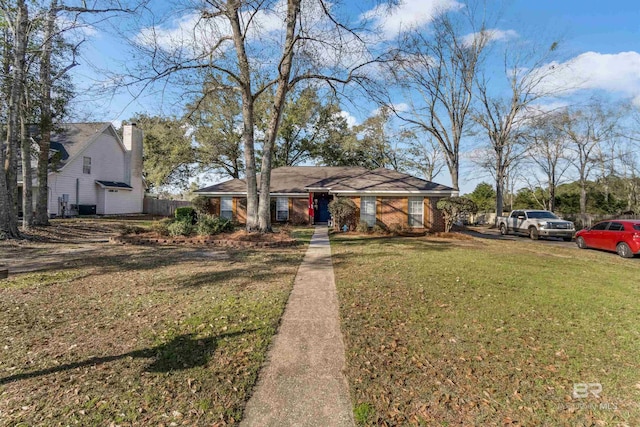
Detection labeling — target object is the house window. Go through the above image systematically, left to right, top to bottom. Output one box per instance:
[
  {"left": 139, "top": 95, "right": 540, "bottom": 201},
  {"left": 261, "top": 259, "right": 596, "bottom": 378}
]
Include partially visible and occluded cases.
[
  {"left": 83, "top": 157, "right": 91, "bottom": 174},
  {"left": 360, "top": 196, "right": 376, "bottom": 227},
  {"left": 220, "top": 197, "right": 233, "bottom": 220},
  {"left": 276, "top": 197, "right": 289, "bottom": 221},
  {"left": 408, "top": 197, "right": 424, "bottom": 227}
]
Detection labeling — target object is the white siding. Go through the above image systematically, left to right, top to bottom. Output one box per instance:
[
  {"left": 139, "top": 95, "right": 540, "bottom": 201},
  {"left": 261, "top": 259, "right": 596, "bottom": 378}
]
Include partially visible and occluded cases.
[{"left": 47, "top": 126, "right": 144, "bottom": 216}]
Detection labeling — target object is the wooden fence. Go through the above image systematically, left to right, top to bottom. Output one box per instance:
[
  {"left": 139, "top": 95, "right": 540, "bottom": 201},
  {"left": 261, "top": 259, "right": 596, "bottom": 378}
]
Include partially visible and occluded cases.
[{"left": 143, "top": 197, "right": 191, "bottom": 217}]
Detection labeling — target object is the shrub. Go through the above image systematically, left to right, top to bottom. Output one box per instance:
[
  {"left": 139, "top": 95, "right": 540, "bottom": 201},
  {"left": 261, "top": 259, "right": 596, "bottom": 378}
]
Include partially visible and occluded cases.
[
  {"left": 191, "top": 196, "right": 211, "bottom": 216},
  {"left": 436, "top": 196, "right": 478, "bottom": 232},
  {"left": 328, "top": 197, "right": 357, "bottom": 230},
  {"left": 175, "top": 206, "right": 197, "bottom": 224},
  {"left": 197, "top": 214, "right": 233, "bottom": 236},
  {"left": 151, "top": 218, "right": 174, "bottom": 236},
  {"left": 167, "top": 219, "right": 194, "bottom": 237},
  {"left": 356, "top": 221, "right": 369, "bottom": 233},
  {"left": 119, "top": 224, "right": 146, "bottom": 235},
  {"left": 372, "top": 224, "right": 387, "bottom": 234}
]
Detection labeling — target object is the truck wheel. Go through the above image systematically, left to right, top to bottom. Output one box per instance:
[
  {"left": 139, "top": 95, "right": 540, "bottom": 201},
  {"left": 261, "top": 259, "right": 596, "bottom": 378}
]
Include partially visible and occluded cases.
[
  {"left": 499, "top": 224, "right": 507, "bottom": 235},
  {"left": 528, "top": 226, "right": 539, "bottom": 240},
  {"left": 562, "top": 237, "right": 573, "bottom": 242},
  {"left": 616, "top": 242, "right": 634, "bottom": 258}
]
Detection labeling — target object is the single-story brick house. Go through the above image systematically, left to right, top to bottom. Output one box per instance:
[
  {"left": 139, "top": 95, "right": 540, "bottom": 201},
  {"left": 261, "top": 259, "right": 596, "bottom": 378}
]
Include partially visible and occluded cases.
[{"left": 195, "top": 166, "right": 457, "bottom": 232}]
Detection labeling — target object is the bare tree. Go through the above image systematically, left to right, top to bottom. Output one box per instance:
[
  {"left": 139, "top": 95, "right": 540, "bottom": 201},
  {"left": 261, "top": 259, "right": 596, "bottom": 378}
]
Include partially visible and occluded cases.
[
  {"left": 129, "top": 0, "right": 388, "bottom": 232},
  {"left": 388, "top": 3, "right": 490, "bottom": 190},
  {"left": 473, "top": 40, "right": 562, "bottom": 217},
  {"left": 558, "top": 101, "right": 620, "bottom": 224},
  {"left": 524, "top": 111, "right": 572, "bottom": 211},
  {"left": 403, "top": 134, "right": 446, "bottom": 181}
]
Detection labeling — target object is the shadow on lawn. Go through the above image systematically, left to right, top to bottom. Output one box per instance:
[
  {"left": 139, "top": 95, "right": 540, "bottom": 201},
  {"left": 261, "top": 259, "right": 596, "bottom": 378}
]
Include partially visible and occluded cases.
[{"left": 0, "top": 329, "right": 251, "bottom": 386}]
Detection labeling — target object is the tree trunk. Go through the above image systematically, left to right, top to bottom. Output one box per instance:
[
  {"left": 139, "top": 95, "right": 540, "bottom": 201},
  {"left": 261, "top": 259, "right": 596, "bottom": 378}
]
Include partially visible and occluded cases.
[
  {"left": 2, "top": 0, "right": 29, "bottom": 239},
  {"left": 34, "top": 0, "right": 57, "bottom": 226},
  {"left": 256, "top": 0, "right": 300, "bottom": 232},
  {"left": 228, "top": 3, "right": 258, "bottom": 231},
  {"left": 241, "top": 92, "right": 259, "bottom": 230},
  {"left": 21, "top": 110, "right": 33, "bottom": 229},
  {"left": 0, "top": 138, "right": 12, "bottom": 238},
  {"left": 445, "top": 156, "right": 459, "bottom": 191},
  {"left": 548, "top": 168, "right": 556, "bottom": 212},
  {"left": 495, "top": 176, "right": 504, "bottom": 217},
  {"left": 579, "top": 180, "right": 588, "bottom": 227}
]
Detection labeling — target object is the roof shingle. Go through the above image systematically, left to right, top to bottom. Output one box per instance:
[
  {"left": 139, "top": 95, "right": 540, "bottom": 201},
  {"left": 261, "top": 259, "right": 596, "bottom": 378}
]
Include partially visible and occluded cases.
[{"left": 196, "top": 166, "right": 453, "bottom": 195}]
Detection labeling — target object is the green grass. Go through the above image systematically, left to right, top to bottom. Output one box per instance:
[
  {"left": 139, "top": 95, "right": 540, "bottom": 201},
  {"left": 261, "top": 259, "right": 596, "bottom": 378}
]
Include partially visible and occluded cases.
[
  {"left": 287, "top": 226, "right": 315, "bottom": 245},
  {"left": 331, "top": 234, "right": 640, "bottom": 426},
  {"left": 0, "top": 243, "right": 307, "bottom": 426},
  {"left": 0, "top": 270, "right": 89, "bottom": 290}
]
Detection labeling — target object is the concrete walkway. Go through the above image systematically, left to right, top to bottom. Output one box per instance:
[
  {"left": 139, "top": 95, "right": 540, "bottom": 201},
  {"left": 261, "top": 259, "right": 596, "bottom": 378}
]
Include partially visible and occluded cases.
[{"left": 240, "top": 226, "right": 354, "bottom": 427}]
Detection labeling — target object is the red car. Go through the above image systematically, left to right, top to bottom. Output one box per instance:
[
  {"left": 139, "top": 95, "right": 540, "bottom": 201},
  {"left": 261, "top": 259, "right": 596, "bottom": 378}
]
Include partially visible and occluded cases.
[{"left": 575, "top": 220, "right": 640, "bottom": 258}]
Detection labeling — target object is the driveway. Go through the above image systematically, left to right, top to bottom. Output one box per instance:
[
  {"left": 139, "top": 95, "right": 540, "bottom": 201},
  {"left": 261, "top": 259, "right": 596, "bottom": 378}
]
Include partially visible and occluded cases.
[{"left": 464, "top": 227, "right": 577, "bottom": 249}]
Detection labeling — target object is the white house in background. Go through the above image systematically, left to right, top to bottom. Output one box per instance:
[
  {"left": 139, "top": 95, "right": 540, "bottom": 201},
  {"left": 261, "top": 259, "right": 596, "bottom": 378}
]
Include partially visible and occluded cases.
[{"left": 20, "top": 122, "right": 145, "bottom": 217}]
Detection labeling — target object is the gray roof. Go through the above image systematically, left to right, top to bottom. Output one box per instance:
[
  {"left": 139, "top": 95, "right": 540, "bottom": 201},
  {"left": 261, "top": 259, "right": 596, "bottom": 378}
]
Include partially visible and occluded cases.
[
  {"left": 17, "top": 123, "right": 114, "bottom": 182},
  {"left": 50, "top": 123, "right": 114, "bottom": 167},
  {"left": 196, "top": 166, "right": 454, "bottom": 195},
  {"left": 96, "top": 180, "right": 133, "bottom": 189}
]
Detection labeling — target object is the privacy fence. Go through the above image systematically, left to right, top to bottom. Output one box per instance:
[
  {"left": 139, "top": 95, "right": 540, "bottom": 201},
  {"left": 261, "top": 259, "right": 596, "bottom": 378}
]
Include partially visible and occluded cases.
[{"left": 143, "top": 197, "right": 191, "bottom": 217}]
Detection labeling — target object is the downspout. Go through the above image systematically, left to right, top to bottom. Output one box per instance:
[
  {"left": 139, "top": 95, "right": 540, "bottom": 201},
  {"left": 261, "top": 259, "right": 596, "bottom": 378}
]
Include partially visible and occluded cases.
[{"left": 76, "top": 178, "right": 79, "bottom": 215}]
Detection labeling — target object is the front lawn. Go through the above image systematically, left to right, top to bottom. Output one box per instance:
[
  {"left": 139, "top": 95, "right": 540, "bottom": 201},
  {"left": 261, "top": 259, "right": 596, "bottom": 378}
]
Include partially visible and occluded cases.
[
  {"left": 0, "top": 223, "right": 313, "bottom": 426},
  {"left": 331, "top": 234, "right": 640, "bottom": 425}
]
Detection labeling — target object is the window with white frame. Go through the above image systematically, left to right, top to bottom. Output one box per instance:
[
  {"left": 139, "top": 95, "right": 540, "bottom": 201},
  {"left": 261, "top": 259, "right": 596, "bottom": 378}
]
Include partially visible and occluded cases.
[
  {"left": 83, "top": 156, "right": 91, "bottom": 174},
  {"left": 360, "top": 196, "right": 376, "bottom": 227},
  {"left": 220, "top": 197, "right": 233, "bottom": 220},
  {"left": 276, "top": 197, "right": 289, "bottom": 221},
  {"left": 408, "top": 197, "right": 424, "bottom": 227}
]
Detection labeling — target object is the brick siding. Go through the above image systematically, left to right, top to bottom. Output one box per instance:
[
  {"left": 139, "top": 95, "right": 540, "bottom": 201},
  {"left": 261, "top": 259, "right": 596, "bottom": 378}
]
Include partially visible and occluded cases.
[
  {"left": 380, "top": 197, "right": 408, "bottom": 229},
  {"left": 290, "top": 198, "right": 310, "bottom": 224}
]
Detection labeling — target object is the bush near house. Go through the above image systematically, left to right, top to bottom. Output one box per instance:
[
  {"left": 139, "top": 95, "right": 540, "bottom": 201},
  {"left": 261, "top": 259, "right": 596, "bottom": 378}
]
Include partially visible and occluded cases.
[
  {"left": 191, "top": 196, "right": 212, "bottom": 216},
  {"left": 328, "top": 197, "right": 357, "bottom": 231},
  {"left": 436, "top": 197, "right": 478, "bottom": 232},
  {"left": 175, "top": 206, "right": 197, "bottom": 224},
  {"left": 151, "top": 212, "right": 235, "bottom": 237},
  {"left": 197, "top": 214, "right": 233, "bottom": 236},
  {"left": 167, "top": 219, "right": 194, "bottom": 237}
]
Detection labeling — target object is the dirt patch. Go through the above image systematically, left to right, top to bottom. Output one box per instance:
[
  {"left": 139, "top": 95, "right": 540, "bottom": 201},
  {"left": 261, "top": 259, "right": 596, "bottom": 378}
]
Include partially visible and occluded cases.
[{"left": 431, "top": 231, "right": 475, "bottom": 240}]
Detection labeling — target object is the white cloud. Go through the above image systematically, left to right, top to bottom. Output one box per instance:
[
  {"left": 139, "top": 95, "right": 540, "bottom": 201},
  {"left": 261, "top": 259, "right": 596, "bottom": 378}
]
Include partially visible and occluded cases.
[
  {"left": 362, "top": 0, "right": 462, "bottom": 40},
  {"left": 136, "top": 2, "right": 288, "bottom": 55},
  {"left": 136, "top": 12, "right": 231, "bottom": 56},
  {"left": 462, "top": 28, "right": 518, "bottom": 47},
  {"left": 534, "top": 51, "right": 640, "bottom": 101},
  {"left": 371, "top": 103, "right": 409, "bottom": 116},
  {"left": 338, "top": 110, "right": 358, "bottom": 127}
]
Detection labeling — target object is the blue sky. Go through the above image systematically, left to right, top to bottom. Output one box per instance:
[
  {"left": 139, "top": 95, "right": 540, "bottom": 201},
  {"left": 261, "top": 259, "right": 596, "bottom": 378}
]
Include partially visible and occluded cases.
[{"left": 68, "top": 0, "right": 640, "bottom": 193}]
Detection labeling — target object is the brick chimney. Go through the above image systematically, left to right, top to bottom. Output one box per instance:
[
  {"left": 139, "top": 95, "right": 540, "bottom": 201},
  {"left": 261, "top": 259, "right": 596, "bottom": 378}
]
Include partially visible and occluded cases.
[{"left": 123, "top": 123, "right": 143, "bottom": 185}]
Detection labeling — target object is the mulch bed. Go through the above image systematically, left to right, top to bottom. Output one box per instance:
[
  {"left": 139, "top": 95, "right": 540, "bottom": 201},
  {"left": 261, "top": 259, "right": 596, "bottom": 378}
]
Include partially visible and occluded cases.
[{"left": 112, "top": 230, "right": 299, "bottom": 248}]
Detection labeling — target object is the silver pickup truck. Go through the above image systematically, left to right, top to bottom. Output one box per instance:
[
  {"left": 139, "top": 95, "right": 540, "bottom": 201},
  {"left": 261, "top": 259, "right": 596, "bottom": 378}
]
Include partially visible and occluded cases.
[{"left": 497, "top": 210, "right": 575, "bottom": 241}]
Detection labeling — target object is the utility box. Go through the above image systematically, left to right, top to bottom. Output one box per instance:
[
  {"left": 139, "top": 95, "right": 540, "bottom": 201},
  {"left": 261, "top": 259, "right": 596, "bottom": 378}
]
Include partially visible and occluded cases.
[{"left": 78, "top": 204, "right": 97, "bottom": 215}]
